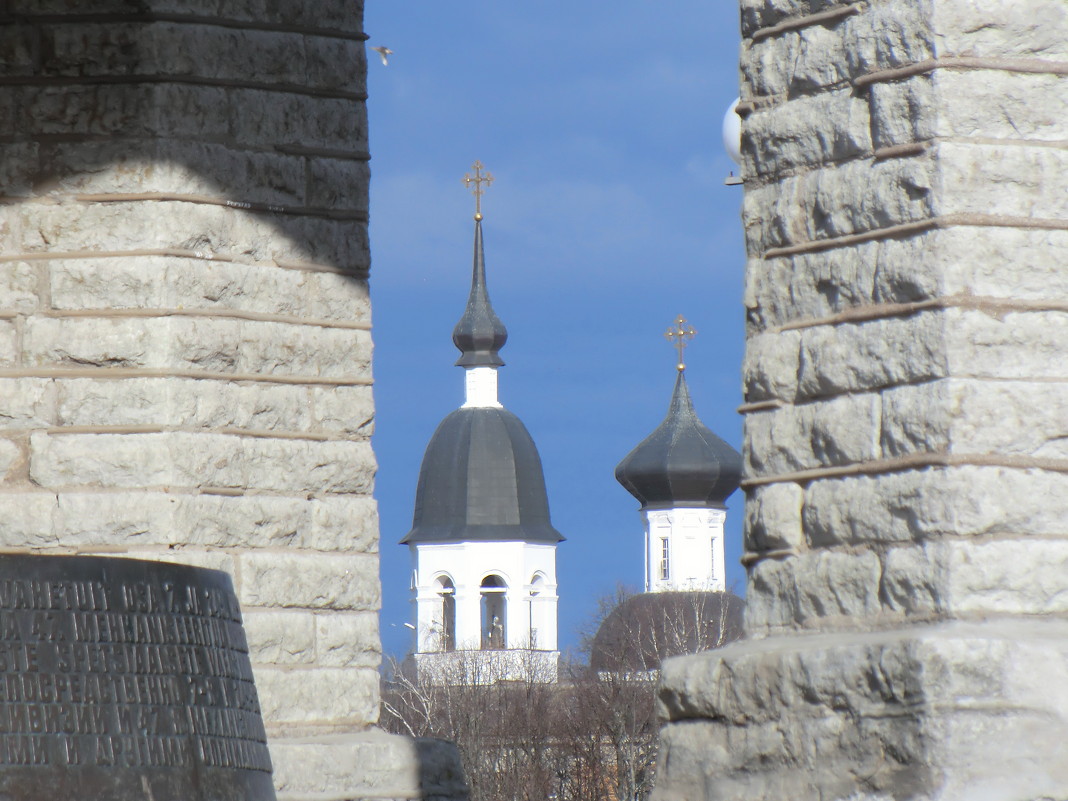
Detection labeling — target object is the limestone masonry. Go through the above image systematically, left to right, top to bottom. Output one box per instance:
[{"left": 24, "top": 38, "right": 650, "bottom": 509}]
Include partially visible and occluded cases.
[
  {"left": 653, "top": 1, "right": 1068, "bottom": 799},
  {"left": 0, "top": 3, "right": 457, "bottom": 799}
]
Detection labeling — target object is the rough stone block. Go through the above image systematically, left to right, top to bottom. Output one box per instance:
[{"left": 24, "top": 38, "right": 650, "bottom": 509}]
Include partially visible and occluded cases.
[
  {"left": 932, "top": 0, "right": 1068, "bottom": 60},
  {"left": 741, "top": 4, "right": 934, "bottom": 99},
  {"left": 867, "top": 74, "right": 936, "bottom": 150},
  {"left": 743, "top": 87, "right": 871, "bottom": 177},
  {"left": 41, "top": 141, "right": 306, "bottom": 205},
  {"left": 939, "top": 142, "right": 1068, "bottom": 220},
  {"left": 742, "top": 154, "right": 935, "bottom": 253},
  {"left": 0, "top": 261, "right": 38, "bottom": 312},
  {"left": 948, "top": 308, "right": 1068, "bottom": 381},
  {"left": 795, "top": 312, "right": 947, "bottom": 400},
  {"left": 25, "top": 315, "right": 372, "bottom": 379},
  {"left": 0, "top": 321, "right": 16, "bottom": 367},
  {"left": 742, "top": 329, "right": 801, "bottom": 402},
  {"left": 55, "top": 377, "right": 315, "bottom": 432},
  {"left": 0, "top": 378, "right": 55, "bottom": 429},
  {"left": 881, "top": 379, "right": 1068, "bottom": 461},
  {"left": 311, "top": 385, "right": 375, "bottom": 436},
  {"left": 745, "top": 392, "right": 879, "bottom": 475},
  {"left": 30, "top": 431, "right": 376, "bottom": 494},
  {"left": 0, "top": 438, "right": 23, "bottom": 482},
  {"left": 801, "top": 467, "right": 1068, "bottom": 548},
  {"left": 744, "top": 482, "right": 804, "bottom": 552},
  {"left": 52, "top": 491, "right": 178, "bottom": 547},
  {"left": 0, "top": 493, "right": 59, "bottom": 547},
  {"left": 177, "top": 494, "right": 309, "bottom": 550},
  {"left": 309, "top": 496, "right": 379, "bottom": 553},
  {"left": 745, "top": 549, "right": 882, "bottom": 632},
  {"left": 238, "top": 552, "right": 379, "bottom": 610},
  {"left": 243, "top": 610, "right": 316, "bottom": 666},
  {"left": 315, "top": 612, "right": 380, "bottom": 668},
  {"left": 655, "top": 621, "right": 1068, "bottom": 801},
  {"left": 256, "top": 666, "right": 379, "bottom": 727},
  {"left": 270, "top": 731, "right": 466, "bottom": 801}
]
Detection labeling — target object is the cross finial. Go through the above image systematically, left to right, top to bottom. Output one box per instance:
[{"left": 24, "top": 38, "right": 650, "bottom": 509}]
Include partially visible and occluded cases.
[
  {"left": 463, "top": 160, "right": 494, "bottom": 221},
  {"left": 665, "top": 315, "right": 696, "bottom": 372}
]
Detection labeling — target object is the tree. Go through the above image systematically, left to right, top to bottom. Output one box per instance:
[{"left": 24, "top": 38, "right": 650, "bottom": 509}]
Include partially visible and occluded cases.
[{"left": 380, "top": 587, "right": 745, "bottom": 801}]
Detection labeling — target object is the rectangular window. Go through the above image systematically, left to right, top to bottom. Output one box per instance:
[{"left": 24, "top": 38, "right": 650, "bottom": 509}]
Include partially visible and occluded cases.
[{"left": 660, "top": 538, "right": 670, "bottom": 580}]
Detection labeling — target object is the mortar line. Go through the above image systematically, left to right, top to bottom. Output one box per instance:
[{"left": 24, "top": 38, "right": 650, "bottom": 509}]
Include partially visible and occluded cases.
[
  {"left": 748, "top": 3, "right": 863, "bottom": 42},
  {"left": 2, "top": 12, "right": 369, "bottom": 42},
  {"left": 854, "top": 56, "right": 1068, "bottom": 89},
  {"left": 0, "top": 74, "right": 367, "bottom": 102},
  {"left": 70, "top": 193, "right": 368, "bottom": 222},
  {"left": 762, "top": 214, "right": 1068, "bottom": 260},
  {"left": 0, "top": 249, "right": 367, "bottom": 277},
  {"left": 759, "top": 294, "right": 1068, "bottom": 334},
  {"left": 30, "top": 308, "right": 371, "bottom": 332},
  {"left": 0, "top": 367, "right": 373, "bottom": 386},
  {"left": 32, "top": 425, "right": 364, "bottom": 443},
  {"left": 741, "top": 452, "right": 1068, "bottom": 489}
]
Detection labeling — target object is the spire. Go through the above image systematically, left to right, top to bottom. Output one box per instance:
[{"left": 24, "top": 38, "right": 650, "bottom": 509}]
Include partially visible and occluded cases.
[{"left": 453, "top": 162, "right": 507, "bottom": 368}]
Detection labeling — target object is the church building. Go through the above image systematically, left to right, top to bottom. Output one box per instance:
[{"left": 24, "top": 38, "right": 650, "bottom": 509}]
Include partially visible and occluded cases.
[
  {"left": 400, "top": 164, "right": 564, "bottom": 683},
  {"left": 615, "top": 318, "right": 742, "bottom": 593}
]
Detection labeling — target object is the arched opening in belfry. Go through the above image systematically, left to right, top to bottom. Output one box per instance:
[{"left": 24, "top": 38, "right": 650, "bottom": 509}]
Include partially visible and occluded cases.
[
  {"left": 528, "top": 573, "right": 546, "bottom": 649},
  {"left": 480, "top": 574, "right": 507, "bottom": 650},
  {"left": 435, "top": 576, "right": 456, "bottom": 652}
]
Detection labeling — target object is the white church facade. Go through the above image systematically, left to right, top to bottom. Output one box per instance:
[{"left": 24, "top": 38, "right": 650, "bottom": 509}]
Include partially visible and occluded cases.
[{"left": 401, "top": 165, "right": 562, "bottom": 683}]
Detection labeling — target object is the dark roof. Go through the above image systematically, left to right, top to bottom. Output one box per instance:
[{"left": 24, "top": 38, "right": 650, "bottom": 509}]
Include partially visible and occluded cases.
[
  {"left": 452, "top": 219, "right": 507, "bottom": 367},
  {"left": 614, "top": 371, "right": 742, "bottom": 509},
  {"left": 401, "top": 407, "right": 564, "bottom": 545},
  {"left": 589, "top": 591, "right": 745, "bottom": 673}
]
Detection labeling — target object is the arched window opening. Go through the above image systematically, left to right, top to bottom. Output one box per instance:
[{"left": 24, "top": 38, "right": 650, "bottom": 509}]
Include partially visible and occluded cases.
[
  {"left": 528, "top": 573, "right": 546, "bottom": 649},
  {"left": 480, "top": 575, "right": 507, "bottom": 650},
  {"left": 435, "top": 576, "right": 456, "bottom": 652}
]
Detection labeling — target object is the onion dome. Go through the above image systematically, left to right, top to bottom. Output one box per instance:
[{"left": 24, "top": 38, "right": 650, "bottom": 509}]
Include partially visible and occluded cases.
[
  {"left": 452, "top": 219, "right": 507, "bottom": 367},
  {"left": 615, "top": 371, "right": 742, "bottom": 509},
  {"left": 400, "top": 407, "right": 564, "bottom": 544},
  {"left": 589, "top": 591, "right": 745, "bottom": 673}
]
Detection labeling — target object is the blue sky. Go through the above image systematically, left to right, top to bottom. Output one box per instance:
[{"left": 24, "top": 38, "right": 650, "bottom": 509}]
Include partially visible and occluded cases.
[{"left": 365, "top": 1, "right": 747, "bottom": 658}]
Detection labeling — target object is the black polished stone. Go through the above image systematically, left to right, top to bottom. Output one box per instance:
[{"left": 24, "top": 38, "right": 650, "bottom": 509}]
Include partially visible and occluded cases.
[{"left": 0, "top": 555, "right": 276, "bottom": 801}]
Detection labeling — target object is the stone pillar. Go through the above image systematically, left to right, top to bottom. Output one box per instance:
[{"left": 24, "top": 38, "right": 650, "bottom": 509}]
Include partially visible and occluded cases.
[
  {"left": 654, "top": 1, "right": 1068, "bottom": 799},
  {"left": 0, "top": 3, "right": 440, "bottom": 799}
]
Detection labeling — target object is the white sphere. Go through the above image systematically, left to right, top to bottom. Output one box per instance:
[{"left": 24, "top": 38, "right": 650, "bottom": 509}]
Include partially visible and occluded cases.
[{"left": 722, "top": 97, "right": 742, "bottom": 165}]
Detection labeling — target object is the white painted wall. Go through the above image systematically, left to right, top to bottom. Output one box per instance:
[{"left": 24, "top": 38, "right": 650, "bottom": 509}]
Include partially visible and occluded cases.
[
  {"left": 643, "top": 507, "right": 726, "bottom": 593},
  {"left": 410, "top": 540, "right": 558, "bottom": 653}
]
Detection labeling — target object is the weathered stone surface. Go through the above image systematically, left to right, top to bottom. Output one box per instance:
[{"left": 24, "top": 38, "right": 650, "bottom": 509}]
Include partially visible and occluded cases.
[
  {"left": 742, "top": 88, "right": 871, "bottom": 177},
  {"left": 742, "top": 153, "right": 936, "bottom": 252},
  {"left": 746, "top": 228, "right": 1068, "bottom": 333},
  {"left": 48, "top": 256, "right": 370, "bottom": 321},
  {"left": 0, "top": 261, "right": 39, "bottom": 310},
  {"left": 795, "top": 313, "right": 946, "bottom": 400},
  {"left": 25, "top": 315, "right": 372, "bottom": 378},
  {"left": 0, "top": 320, "right": 16, "bottom": 367},
  {"left": 742, "top": 329, "right": 800, "bottom": 402},
  {"left": 54, "top": 376, "right": 315, "bottom": 431},
  {"left": 0, "top": 378, "right": 55, "bottom": 429},
  {"left": 312, "top": 385, "right": 376, "bottom": 436},
  {"left": 745, "top": 392, "right": 879, "bottom": 475},
  {"left": 0, "top": 438, "right": 23, "bottom": 482},
  {"left": 802, "top": 466, "right": 1068, "bottom": 547},
  {"left": 743, "top": 482, "right": 803, "bottom": 552},
  {"left": 0, "top": 493, "right": 58, "bottom": 546},
  {"left": 746, "top": 550, "right": 882, "bottom": 632},
  {"left": 238, "top": 552, "right": 380, "bottom": 610},
  {"left": 244, "top": 610, "right": 317, "bottom": 666},
  {"left": 315, "top": 612, "right": 380, "bottom": 668},
  {"left": 655, "top": 620, "right": 1068, "bottom": 801},
  {"left": 256, "top": 666, "right": 379, "bottom": 727},
  {"left": 270, "top": 732, "right": 467, "bottom": 801}
]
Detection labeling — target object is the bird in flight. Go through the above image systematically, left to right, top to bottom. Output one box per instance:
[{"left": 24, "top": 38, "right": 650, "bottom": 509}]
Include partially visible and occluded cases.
[{"left": 371, "top": 46, "right": 393, "bottom": 66}]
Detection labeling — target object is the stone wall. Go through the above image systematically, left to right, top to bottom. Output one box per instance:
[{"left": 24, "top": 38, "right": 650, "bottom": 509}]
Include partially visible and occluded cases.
[
  {"left": 653, "top": 1, "right": 1068, "bottom": 799},
  {"left": 0, "top": 3, "right": 453, "bottom": 798}
]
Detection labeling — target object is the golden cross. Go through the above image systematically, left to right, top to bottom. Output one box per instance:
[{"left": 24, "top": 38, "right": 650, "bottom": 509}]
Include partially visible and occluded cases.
[
  {"left": 463, "top": 161, "right": 494, "bottom": 220},
  {"left": 665, "top": 315, "right": 696, "bottom": 371}
]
